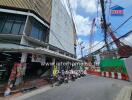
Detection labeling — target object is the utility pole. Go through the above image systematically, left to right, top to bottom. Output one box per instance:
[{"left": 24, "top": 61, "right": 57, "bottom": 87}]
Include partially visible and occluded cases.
[
  {"left": 100, "top": 0, "right": 110, "bottom": 51},
  {"left": 89, "top": 18, "right": 96, "bottom": 54},
  {"left": 79, "top": 42, "right": 85, "bottom": 61}
]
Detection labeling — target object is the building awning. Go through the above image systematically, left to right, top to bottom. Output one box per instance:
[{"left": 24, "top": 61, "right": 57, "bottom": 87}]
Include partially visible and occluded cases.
[{"left": 0, "top": 43, "right": 80, "bottom": 62}]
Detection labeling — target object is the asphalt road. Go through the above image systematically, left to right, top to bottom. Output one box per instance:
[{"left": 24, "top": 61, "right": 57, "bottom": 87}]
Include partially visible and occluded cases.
[{"left": 24, "top": 75, "right": 130, "bottom": 100}]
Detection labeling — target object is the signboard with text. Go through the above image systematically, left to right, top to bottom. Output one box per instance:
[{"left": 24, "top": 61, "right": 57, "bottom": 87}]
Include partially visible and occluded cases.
[{"left": 111, "top": 5, "right": 124, "bottom": 16}]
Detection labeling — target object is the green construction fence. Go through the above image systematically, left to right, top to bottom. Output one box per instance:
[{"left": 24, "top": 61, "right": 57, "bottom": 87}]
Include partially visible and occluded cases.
[{"left": 99, "top": 58, "right": 128, "bottom": 74}]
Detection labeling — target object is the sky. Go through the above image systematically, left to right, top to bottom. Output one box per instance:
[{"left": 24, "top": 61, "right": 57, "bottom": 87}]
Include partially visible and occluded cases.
[{"left": 61, "top": 0, "right": 132, "bottom": 58}]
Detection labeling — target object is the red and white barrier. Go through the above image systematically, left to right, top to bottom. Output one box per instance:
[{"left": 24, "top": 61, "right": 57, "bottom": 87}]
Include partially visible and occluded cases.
[
  {"left": 85, "top": 66, "right": 129, "bottom": 81},
  {"left": 85, "top": 67, "right": 101, "bottom": 76},
  {"left": 101, "top": 72, "right": 129, "bottom": 81}
]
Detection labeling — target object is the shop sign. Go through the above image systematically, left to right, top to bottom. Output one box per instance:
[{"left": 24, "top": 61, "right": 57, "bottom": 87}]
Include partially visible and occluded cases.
[
  {"left": 32, "top": 54, "right": 46, "bottom": 65},
  {"left": 32, "top": 54, "right": 42, "bottom": 62}
]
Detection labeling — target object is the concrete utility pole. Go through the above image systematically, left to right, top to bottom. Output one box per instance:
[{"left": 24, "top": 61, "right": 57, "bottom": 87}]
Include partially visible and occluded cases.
[
  {"left": 100, "top": 0, "right": 110, "bottom": 51},
  {"left": 79, "top": 42, "right": 85, "bottom": 61},
  {"left": 81, "top": 47, "right": 84, "bottom": 60}
]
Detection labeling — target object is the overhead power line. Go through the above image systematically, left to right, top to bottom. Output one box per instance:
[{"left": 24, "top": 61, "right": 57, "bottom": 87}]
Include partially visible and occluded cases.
[
  {"left": 87, "top": 15, "right": 132, "bottom": 53},
  {"left": 113, "top": 16, "right": 132, "bottom": 33},
  {"left": 90, "top": 30, "right": 132, "bottom": 55}
]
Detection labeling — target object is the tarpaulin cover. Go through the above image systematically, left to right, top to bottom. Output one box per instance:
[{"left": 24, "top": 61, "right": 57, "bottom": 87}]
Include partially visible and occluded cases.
[{"left": 100, "top": 58, "right": 128, "bottom": 73}]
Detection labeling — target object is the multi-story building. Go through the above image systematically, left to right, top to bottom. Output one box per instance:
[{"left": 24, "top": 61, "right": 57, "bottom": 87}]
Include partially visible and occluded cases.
[{"left": 0, "top": 0, "right": 77, "bottom": 86}]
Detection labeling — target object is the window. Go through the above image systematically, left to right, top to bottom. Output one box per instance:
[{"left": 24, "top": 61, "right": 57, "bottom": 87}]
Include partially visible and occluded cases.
[
  {"left": 0, "top": 13, "right": 26, "bottom": 35},
  {"left": 0, "top": 16, "right": 6, "bottom": 32},
  {"left": 30, "top": 18, "right": 48, "bottom": 42},
  {"left": 2, "top": 20, "right": 13, "bottom": 34},
  {"left": 11, "top": 21, "right": 21, "bottom": 34},
  {"left": 31, "top": 25, "right": 39, "bottom": 39},
  {"left": 38, "top": 29, "right": 43, "bottom": 40}
]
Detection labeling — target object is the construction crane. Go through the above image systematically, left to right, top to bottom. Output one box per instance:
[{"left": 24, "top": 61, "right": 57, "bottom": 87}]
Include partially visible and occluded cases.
[
  {"left": 100, "top": 0, "right": 132, "bottom": 58},
  {"left": 87, "top": 18, "right": 96, "bottom": 64},
  {"left": 89, "top": 18, "right": 96, "bottom": 54},
  {"left": 101, "top": 19, "right": 132, "bottom": 58}
]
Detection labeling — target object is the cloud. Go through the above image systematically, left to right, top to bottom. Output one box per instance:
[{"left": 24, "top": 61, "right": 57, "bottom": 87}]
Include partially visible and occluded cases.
[
  {"left": 61, "top": 0, "right": 100, "bottom": 36},
  {"left": 61, "top": 0, "right": 79, "bottom": 15},
  {"left": 61, "top": 0, "right": 103, "bottom": 58},
  {"left": 62, "top": 0, "right": 99, "bottom": 14},
  {"left": 69, "top": 0, "right": 79, "bottom": 11},
  {"left": 79, "top": 0, "right": 97, "bottom": 13},
  {"left": 74, "top": 14, "right": 92, "bottom": 36},
  {"left": 74, "top": 14, "right": 100, "bottom": 36},
  {"left": 77, "top": 38, "right": 83, "bottom": 44},
  {"left": 76, "top": 39, "right": 105, "bottom": 58},
  {"left": 82, "top": 41, "right": 104, "bottom": 54},
  {"left": 91, "top": 41, "right": 105, "bottom": 52}
]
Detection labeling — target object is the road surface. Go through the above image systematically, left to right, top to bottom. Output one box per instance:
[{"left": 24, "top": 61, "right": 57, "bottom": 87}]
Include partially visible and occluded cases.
[{"left": 24, "top": 75, "right": 130, "bottom": 100}]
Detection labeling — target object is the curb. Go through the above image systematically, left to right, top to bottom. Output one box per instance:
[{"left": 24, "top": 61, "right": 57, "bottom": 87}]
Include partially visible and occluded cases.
[
  {"left": 11, "top": 77, "right": 85, "bottom": 100},
  {"left": 11, "top": 85, "right": 52, "bottom": 100},
  {"left": 116, "top": 86, "right": 132, "bottom": 100}
]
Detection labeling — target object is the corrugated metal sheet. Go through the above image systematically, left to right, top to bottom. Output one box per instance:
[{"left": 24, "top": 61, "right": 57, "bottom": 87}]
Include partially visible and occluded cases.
[{"left": 0, "top": 0, "right": 51, "bottom": 23}]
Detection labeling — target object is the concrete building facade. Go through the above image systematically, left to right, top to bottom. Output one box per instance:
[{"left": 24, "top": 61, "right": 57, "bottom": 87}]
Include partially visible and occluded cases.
[
  {"left": 0, "top": 0, "right": 77, "bottom": 89},
  {"left": 49, "top": 0, "right": 76, "bottom": 56}
]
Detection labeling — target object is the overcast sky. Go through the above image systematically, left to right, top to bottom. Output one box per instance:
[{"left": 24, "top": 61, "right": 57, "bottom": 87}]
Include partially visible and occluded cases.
[{"left": 62, "top": 0, "right": 132, "bottom": 58}]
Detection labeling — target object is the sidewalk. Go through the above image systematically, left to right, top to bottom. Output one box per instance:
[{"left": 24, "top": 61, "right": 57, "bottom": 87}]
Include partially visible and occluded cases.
[
  {"left": 1, "top": 76, "right": 132, "bottom": 100},
  {"left": 0, "top": 78, "right": 49, "bottom": 100},
  {"left": 0, "top": 85, "right": 52, "bottom": 100},
  {"left": 12, "top": 85, "right": 52, "bottom": 100},
  {"left": 115, "top": 85, "right": 132, "bottom": 100}
]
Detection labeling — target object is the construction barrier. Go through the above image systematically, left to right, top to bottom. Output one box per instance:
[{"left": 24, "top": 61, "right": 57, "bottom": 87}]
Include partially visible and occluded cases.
[
  {"left": 99, "top": 58, "right": 129, "bottom": 81},
  {"left": 85, "top": 67, "right": 129, "bottom": 81},
  {"left": 86, "top": 67, "right": 101, "bottom": 76},
  {"left": 101, "top": 72, "right": 129, "bottom": 81}
]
